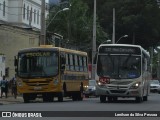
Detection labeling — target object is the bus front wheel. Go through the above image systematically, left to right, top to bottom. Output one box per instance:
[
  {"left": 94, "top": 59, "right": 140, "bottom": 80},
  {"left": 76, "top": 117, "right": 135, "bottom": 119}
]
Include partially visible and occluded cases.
[
  {"left": 23, "top": 93, "right": 30, "bottom": 103},
  {"left": 58, "top": 93, "right": 63, "bottom": 102},
  {"left": 135, "top": 96, "right": 143, "bottom": 103},
  {"left": 143, "top": 96, "right": 148, "bottom": 101}
]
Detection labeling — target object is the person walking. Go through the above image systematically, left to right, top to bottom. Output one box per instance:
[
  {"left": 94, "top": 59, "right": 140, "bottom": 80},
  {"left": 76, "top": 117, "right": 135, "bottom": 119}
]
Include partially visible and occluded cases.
[
  {"left": 0, "top": 76, "right": 8, "bottom": 98},
  {"left": 10, "top": 76, "right": 17, "bottom": 99}
]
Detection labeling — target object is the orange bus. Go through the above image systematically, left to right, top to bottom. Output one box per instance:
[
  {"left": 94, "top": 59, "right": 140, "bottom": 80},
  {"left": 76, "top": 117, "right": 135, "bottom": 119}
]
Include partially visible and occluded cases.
[{"left": 14, "top": 45, "right": 89, "bottom": 103}]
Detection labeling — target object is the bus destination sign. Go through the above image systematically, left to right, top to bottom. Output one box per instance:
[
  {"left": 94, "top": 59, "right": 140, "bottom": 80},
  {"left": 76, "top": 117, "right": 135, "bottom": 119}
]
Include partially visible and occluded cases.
[
  {"left": 99, "top": 46, "right": 141, "bottom": 55},
  {"left": 25, "top": 52, "right": 51, "bottom": 57}
]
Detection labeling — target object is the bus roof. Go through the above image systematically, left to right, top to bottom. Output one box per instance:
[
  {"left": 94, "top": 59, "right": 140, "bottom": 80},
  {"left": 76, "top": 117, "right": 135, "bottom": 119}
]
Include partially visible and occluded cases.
[
  {"left": 98, "top": 44, "right": 150, "bottom": 57},
  {"left": 18, "top": 45, "right": 87, "bottom": 56}
]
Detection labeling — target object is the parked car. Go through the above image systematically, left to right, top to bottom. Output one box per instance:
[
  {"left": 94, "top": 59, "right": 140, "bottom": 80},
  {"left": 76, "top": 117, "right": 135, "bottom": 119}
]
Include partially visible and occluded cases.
[
  {"left": 84, "top": 80, "right": 97, "bottom": 98},
  {"left": 150, "top": 80, "right": 160, "bottom": 93},
  {"left": 158, "top": 86, "right": 160, "bottom": 94}
]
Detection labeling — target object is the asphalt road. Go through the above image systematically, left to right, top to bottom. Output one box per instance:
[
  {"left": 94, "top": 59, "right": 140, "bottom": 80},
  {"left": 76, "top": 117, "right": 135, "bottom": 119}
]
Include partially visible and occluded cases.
[{"left": 0, "top": 93, "right": 160, "bottom": 120}]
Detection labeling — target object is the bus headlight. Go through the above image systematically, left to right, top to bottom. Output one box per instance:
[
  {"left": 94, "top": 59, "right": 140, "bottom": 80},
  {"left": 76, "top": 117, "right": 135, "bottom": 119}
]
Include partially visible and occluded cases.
[
  {"left": 17, "top": 82, "right": 23, "bottom": 86},
  {"left": 98, "top": 82, "right": 102, "bottom": 86},
  {"left": 130, "top": 82, "right": 141, "bottom": 89},
  {"left": 84, "top": 85, "right": 88, "bottom": 88}
]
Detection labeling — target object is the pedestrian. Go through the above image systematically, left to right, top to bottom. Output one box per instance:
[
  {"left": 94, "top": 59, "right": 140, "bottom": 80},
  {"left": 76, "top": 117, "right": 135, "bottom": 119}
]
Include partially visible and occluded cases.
[
  {"left": 0, "top": 75, "right": 8, "bottom": 98},
  {"left": 10, "top": 76, "right": 17, "bottom": 98}
]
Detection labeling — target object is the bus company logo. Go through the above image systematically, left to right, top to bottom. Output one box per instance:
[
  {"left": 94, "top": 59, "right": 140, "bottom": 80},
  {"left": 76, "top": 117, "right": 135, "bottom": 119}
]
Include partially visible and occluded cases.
[{"left": 2, "top": 112, "right": 11, "bottom": 117}]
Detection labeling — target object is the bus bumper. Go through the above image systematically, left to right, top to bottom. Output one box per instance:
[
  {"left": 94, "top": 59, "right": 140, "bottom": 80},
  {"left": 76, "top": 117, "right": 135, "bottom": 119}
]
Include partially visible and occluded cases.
[{"left": 96, "top": 85, "right": 142, "bottom": 97}]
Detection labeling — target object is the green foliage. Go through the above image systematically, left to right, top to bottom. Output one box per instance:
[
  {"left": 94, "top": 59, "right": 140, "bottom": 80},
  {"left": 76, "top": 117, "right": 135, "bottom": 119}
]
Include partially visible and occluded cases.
[
  {"left": 47, "top": 0, "right": 107, "bottom": 52},
  {"left": 93, "top": 0, "right": 160, "bottom": 49}
]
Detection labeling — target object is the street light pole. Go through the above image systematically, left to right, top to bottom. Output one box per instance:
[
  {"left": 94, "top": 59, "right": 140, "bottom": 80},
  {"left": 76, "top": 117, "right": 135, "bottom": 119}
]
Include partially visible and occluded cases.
[
  {"left": 40, "top": 0, "right": 46, "bottom": 45},
  {"left": 91, "top": 0, "right": 96, "bottom": 80},
  {"left": 46, "top": 8, "right": 69, "bottom": 29},
  {"left": 112, "top": 8, "right": 115, "bottom": 44},
  {"left": 116, "top": 35, "right": 128, "bottom": 44},
  {"left": 101, "top": 40, "right": 112, "bottom": 44},
  {"left": 157, "top": 46, "right": 160, "bottom": 79}
]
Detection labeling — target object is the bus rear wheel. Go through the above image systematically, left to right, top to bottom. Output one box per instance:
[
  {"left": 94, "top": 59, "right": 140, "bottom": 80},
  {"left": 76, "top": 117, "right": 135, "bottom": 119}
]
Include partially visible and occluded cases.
[
  {"left": 77, "top": 92, "right": 83, "bottom": 101},
  {"left": 58, "top": 93, "right": 63, "bottom": 102},
  {"left": 100, "top": 95, "right": 106, "bottom": 103}
]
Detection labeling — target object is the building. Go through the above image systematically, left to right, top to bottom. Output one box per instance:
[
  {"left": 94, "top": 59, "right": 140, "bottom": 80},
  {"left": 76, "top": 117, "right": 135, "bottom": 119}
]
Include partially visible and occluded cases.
[
  {"left": 0, "top": 0, "right": 49, "bottom": 79},
  {"left": 0, "top": 0, "right": 49, "bottom": 30},
  {"left": 0, "top": 54, "right": 5, "bottom": 80}
]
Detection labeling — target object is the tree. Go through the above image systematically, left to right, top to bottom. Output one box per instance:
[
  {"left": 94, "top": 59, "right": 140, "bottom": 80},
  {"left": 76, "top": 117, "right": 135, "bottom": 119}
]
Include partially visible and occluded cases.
[
  {"left": 47, "top": 0, "right": 107, "bottom": 52},
  {"left": 47, "top": 0, "right": 108, "bottom": 63},
  {"left": 91, "top": 0, "right": 160, "bottom": 49}
]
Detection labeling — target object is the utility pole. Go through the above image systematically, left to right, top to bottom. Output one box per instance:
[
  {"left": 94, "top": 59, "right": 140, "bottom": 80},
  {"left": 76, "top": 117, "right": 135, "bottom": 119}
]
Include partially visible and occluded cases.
[
  {"left": 40, "top": 0, "right": 46, "bottom": 45},
  {"left": 91, "top": 0, "right": 96, "bottom": 80},
  {"left": 112, "top": 8, "right": 115, "bottom": 44},
  {"left": 150, "top": 47, "right": 153, "bottom": 77},
  {"left": 158, "top": 51, "right": 160, "bottom": 79}
]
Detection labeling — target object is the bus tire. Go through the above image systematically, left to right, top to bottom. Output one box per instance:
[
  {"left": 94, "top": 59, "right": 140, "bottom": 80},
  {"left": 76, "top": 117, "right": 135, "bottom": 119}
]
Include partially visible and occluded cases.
[
  {"left": 77, "top": 92, "right": 83, "bottom": 101},
  {"left": 23, "top": 93, "right": 30, "bottom": 103},
  {"left": 43, "top": 93, "right": 53, "bottom": 102},
  {"left": 58, "top": 93, "right": 63, "bottom": 102},
  {"left": 72, "top": 94, "right": 77, "bottom": 101},
  {"left": 100, "top": 95, "right": 106, "bottom": 103},
  {"left": 143, "top": 96, "right": 148, "bottom": 101},
  {"left": 108, "top": 97, "right": 113, "bottom": 103},
  {"left": 112, "top": 97, "right": 118, "bottom": 102},
  {"left": 135, "top": 97, "right": 143, "bottom": 103}
]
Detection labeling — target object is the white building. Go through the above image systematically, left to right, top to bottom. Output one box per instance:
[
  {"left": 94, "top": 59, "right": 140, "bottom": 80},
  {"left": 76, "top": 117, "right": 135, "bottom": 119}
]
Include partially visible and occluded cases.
[
  {"left": 0, "top": 0, "right": 49, "bottom": 30},
  {"left": 0, "top": 0, "right": 49, "bottom": 79},
  {"left": 0, "top": 54, "right": 5, "bottom": 80}
]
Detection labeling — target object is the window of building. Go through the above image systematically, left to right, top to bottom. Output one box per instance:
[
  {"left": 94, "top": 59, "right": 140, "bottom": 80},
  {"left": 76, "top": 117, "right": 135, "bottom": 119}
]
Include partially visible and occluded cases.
[
  {"left": 3, "top": 1, "right": 5, "bottom": 16},
  {"left": 0, "top": 3, "right": 1, "bottom": 10},
  {"left": 23, "top": 4, "right": 25, "bottom": 19},
  {"left": 27, "top": 6, "right": 29, "bottom": 20},
  {"left": 30, "top": 7, "right": 32, "bottom": 22},
  {"left": 34, "top": 9, "right": 36, "bottom": 23},
  {"left": 37, "top": 10, "right": 39, "bottom": 24},
  {"left": 29, "top": 38, "right": 35, "bottom": 45}
]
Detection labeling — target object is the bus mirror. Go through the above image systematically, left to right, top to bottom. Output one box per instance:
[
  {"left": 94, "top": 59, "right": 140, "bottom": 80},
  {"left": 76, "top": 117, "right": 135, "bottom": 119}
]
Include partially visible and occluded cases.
[
  {"left": 14, "top": 56, "right": 18, "bottom": 66},
  {"left": 61, "top": 56, "right": 66, "bottom": 64},
  {"left": 61, "top": 65, "right": 65, "bottom": 73},
  {"left": 15, "top": 68, "right": 18, "bottom": 72}
]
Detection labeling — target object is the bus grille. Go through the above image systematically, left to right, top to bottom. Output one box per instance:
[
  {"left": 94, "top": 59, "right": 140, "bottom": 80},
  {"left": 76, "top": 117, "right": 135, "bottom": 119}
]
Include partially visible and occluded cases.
[
  {"left": 24, "top": 81, "right": 50, "bottom": 86},
  {"left": 110, "top": 90, "right": 126, "bottom": 94}
]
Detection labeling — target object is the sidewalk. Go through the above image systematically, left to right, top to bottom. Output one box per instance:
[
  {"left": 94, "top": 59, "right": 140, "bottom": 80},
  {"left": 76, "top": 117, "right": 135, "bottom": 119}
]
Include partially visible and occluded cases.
[{"left": 0, "top": 89, "right": 23, "bottom": 105}]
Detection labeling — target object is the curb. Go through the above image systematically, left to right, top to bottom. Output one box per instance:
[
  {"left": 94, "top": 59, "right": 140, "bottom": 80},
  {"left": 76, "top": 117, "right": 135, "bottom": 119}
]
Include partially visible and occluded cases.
[{"left": 0, "top": 96, "right": 23, "bottom": 105}]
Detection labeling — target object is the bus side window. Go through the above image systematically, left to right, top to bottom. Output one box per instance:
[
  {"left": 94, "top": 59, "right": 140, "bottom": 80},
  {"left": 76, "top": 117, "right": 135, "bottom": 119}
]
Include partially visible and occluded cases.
[
  {"left": 65, "top": 54, "right": 70, "bottom": 70},
  {"left": 69, "top": 54, "right": 74, "bottom": 71},
  {"left": 74, "top": 55, "right": 79, "bottom": 71},
  {"left": 79, "top": 56, "right": 83, "bottom": 71},
  {"left": 83, "top": 57, "right": 87, "bottom": 72}
]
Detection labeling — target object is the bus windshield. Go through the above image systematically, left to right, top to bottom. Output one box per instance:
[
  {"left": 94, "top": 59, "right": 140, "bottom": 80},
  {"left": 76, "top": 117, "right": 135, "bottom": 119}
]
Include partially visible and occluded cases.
[
  {"left": 18, "top": 51, "right": 58, "bottom": 78},
  {"left": 97, "top": 55, "right": 141, "bottom": 79}
]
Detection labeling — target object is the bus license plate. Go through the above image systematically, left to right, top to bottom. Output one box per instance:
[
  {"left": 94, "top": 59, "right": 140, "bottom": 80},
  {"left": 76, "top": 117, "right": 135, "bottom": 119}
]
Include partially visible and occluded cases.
[{"left": 34, "top": 86, "right": 42, "bottom": 90}]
